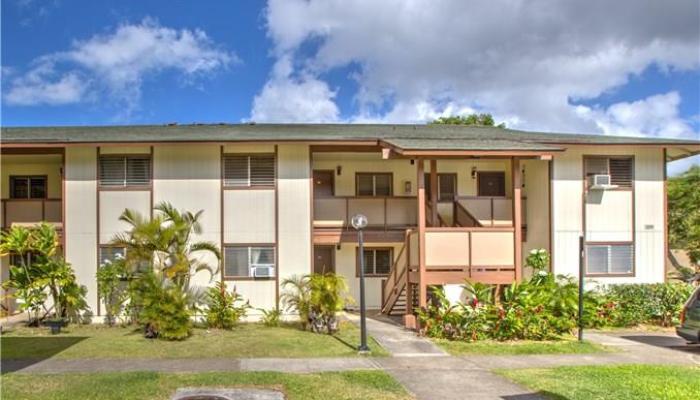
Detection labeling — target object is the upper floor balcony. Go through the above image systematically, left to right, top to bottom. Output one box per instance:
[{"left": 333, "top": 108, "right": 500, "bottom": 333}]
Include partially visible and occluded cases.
[{"left": 1, "top": 151, "right": 63, "bottom": 233}]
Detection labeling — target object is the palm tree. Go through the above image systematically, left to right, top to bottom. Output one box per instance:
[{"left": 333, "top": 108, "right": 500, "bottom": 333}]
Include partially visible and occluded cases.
[{"left": 111, "top": 202, "right": 221, "bottom": 291}]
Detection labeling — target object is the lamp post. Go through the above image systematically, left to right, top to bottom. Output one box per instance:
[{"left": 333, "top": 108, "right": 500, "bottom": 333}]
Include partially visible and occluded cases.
[{"left": 351, "top": 213, "right": 370, "bottom": 353}]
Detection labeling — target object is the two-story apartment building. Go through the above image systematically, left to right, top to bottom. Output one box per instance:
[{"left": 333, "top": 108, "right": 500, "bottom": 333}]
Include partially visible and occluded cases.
[{"left": 1, "top": 124, "right": 698, "bottom": 327}]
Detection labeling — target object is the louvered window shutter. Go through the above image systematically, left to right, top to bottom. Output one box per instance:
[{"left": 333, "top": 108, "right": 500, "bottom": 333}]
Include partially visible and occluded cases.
[
  {"left": 223, "top": 155, "right": 275, "bottom": 187},
  {"left": 250, "top": 155, "right": 275, "bottom": 187},
  {"left": 223, "top": 156, "right": 250, "bottom": 187},
  {"left": 99, "top": 157, "right": 127, "bottom": 186},
  {"left": 126, "top": 157, "right": 151, "bottom": 186},
  {"left": 609, "top": 158, "right": 633, "bottom": 187}
]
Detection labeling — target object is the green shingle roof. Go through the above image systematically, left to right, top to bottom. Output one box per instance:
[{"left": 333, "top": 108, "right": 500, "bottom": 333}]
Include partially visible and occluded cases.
[{"left": 1, "top": 123, "right": 698, "bottom": 151}]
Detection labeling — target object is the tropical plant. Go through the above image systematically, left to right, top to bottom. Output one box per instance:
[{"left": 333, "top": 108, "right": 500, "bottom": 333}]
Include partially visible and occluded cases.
[
  {"left": 431, "top": 113, "right": 506, "bottom": 128},
  {"left": 111, "top": 202, "right": 221, "bottom": 291},
  {"left": 0, "top": 224, "right": 89, "bottom": 325},
  {"left": 0, "top": 226, "right": 45, "bottom": 323},
  {"left": 96, "top": 255, "right": 130, "bottom": 326},
  {"left": 134, "top": 271, "right": 192, "bottom": 340},
  {"left": 281, "top": 273, "right": 351, "bottom": 334},
  {"left": 307, "top": 273, "right": 351, "bottom": 333},
  {"left": 281, "top": 274, "right": 312, "bottom": 330},
  {"left": 205, "top": 282, "right": 250, "bottom": 329},
  {"left": 259, "top": 307, "right": 282, "bottom": 327}
]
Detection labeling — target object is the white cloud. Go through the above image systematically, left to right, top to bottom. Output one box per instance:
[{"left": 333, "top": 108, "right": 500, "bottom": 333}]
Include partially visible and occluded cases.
[
  {"left": 257, "top": 0, "right": 699, "bottom": 134},
  {"left": 4, "top": 18, "right": 236, "bottom": 111},
  {"left": 250, "top": 56, "right": 339, "bottom": 123},
  {"left": 575, "top": 92, "right": 697, "bottom": 138}
]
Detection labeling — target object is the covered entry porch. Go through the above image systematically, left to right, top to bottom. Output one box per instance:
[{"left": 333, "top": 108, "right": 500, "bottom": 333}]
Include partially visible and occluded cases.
[{"left": 310, "top": 142, "right": 553, "bottom": 327}]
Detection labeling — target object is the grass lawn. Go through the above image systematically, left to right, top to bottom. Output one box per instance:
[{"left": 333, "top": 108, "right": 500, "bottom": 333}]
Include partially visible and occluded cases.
[
  {"left": 1, "top": 321, "right": 388, "bottom": 360},
  {"left": 433, "top": 337, "right": 608, "bottom": 355},
  {"left": 499, "top": 364, "right": 700, "bottom": 400},
  {"left": 1, "top": 370, "right": 410, "bottom": 400}
]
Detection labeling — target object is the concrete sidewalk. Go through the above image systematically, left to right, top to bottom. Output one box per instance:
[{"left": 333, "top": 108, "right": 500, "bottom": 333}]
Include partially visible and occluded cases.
[{"left": 3, "top": 357, "right": 380, "bottom": 375}]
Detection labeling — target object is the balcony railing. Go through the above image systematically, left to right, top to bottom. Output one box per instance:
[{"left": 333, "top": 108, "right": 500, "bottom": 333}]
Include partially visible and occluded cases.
[
  {"left": 313, "top": 196, "right": 417, "bottom": 230},
  {"left": 455, "top": 196, "right": 527, "bottom": 227},
  {"left": 1, "top": 199, "right": 62, "bottom": 229}
]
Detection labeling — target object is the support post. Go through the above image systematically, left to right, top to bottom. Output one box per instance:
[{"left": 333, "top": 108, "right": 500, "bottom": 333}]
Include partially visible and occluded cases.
[
  {"left": 512, "top": 157, "right": 523, "bottom": 281},
  {"left": 417, "top": 159, "right": 427, "bottom": 308},
  {"left": 430, "top": 160, "right": 438, "bottom": 226}
]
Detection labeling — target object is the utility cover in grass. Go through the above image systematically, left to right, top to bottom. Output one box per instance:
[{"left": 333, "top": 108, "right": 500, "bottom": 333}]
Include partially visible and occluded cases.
[{"left": 172, "top": 388, "right": 284, "bottom": 400}]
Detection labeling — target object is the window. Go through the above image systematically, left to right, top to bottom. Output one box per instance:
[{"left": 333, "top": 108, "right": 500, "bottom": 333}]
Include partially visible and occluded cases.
[
  {"left": 223, "top": 154, "right": 276, "bottom": 188},
  {"left": 99, "top": 156, "right": 151, "bottom": 187},
  {"left": 584, "top": 157, "right": 633, "bottom": 188},
  {"left": 356, "top": 173, "right": 392, "bottom": 196},
  {"left": 425, "top": 173, "right": 457, "bottom": 202},
  {"left": 10, "top": 176, "right": 47, "bottom": 199},
  {"left": 585, "top": 244, "right": 633, "bottom": 275},
  {"left": 224, "top": 246, "right": 275, "bottom": 278},
  {"left": 98, "top": 247, "right": 125, "bottom": 267},
  {"left": 357, "top": 248, "right": 393, "bottom": 276}
]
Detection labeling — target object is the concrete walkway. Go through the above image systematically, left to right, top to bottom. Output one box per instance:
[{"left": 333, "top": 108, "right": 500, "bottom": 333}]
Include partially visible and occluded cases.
[
  {"left": 345, "top": 313, "right": 447, "bottom": 357},
  {"left": 347, "top": 313, "right": 543, "bottom": 399}
]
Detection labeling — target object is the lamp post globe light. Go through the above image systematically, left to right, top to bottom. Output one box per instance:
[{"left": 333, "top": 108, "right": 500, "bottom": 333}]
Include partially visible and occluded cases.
[{"left": 351, "top": 213, "right": 370, "bottom": 353}]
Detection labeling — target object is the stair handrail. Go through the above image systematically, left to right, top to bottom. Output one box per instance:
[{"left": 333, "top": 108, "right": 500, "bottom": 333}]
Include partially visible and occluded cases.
[
  {"left": 453, "top": 199, "right": 483, "bottom": 227},
  {"left": 381, "top": 229, "right": 411, "bottom": 310}
]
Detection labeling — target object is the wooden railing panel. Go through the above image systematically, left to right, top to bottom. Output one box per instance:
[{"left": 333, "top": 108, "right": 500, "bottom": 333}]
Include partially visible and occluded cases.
[
  {"left": 313, "top": 198, "right": 347, "bottom": 227},
  {"left": 386, "top": 198, "right": 417, "bottom": 227},
  {"left": 492, "top": 198, "right": 513, "bottom": 226},
  {"left": 1, "top": 199, "right": 63, "bottom": 228},
  {"left": 44, "top": 200, "right": 62, "bottom": 223},
  {"left": 470, "top": 230, "right": 515, "bottom": 266},
  {"left": 408, "top": 231, "right": 419, "bottom": 267},
  {"left": 424, "top": 231, "right": 469, "bottom": 268}
]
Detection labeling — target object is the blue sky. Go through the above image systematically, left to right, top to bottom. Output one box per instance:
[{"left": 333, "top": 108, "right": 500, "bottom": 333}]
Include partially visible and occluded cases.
[{"left": 2, "top": 0, "right": 699, "bottom": 171}]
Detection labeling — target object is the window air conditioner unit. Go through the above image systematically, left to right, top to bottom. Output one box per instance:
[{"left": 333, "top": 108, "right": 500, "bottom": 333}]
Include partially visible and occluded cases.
[
  {"left": 587, "top": 174, "right": 617, "bottom": 190},
  {"left": 252, "top": 265, "right": 275, "bottom": 277}
]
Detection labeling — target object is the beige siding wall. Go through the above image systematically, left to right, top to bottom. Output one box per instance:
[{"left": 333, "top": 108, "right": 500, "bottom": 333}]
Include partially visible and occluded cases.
[
  {"left": 222, "top": 144, "right": 278, "bottom": 312},
  {"left": 277, "top": 144, "right": 312, "bottom": 289},
  {"left": 153, "top": 145, "right": 221, "bottom": 288},
  {"left": 99, "top": 146, "right": 151, "bottom": 155},
  {"left": 552, "top": 146, "right": 665, "bottom": 284},
  {"left": 64, "top": 147, "right": 99, "bottom": 313},
  {"left": 521, "top": 159, "right": 551, "bottom": 275},
  {"left": 99, "top": 190, "right": 150, "bottom": 244},
  {"left": 223, "top": 190, "right": 275, "bottom": 243},
  {"left": 585, "top": 190, "right": 633, "bottom": 242}
]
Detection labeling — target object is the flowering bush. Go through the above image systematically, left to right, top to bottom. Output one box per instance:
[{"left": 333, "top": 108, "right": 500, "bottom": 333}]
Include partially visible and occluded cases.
[{"left": 418, "top": 249, "right": 693, "bottom": 342}]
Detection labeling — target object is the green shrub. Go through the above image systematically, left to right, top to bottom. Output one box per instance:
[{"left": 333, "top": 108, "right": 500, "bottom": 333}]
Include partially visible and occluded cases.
[
  {"left": 135, "top": 272, "right": 192, "bottom": 340},
  {"left": 205, "top": 282, "right": 250, "bottom": 329},
  {"left": 593, "top": 283, "right": 694, "bottom": 327},
  {"left": 259, "top": 308, "right": 282, "bottom": 327}
]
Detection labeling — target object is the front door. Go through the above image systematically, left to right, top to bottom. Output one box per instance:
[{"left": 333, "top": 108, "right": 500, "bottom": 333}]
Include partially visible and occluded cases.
[
  {"left": 313, "top": 170, "right": 334, "bottom": 197},
  {"left": 477, "top": 171, "right": 506, "bottom": 196},
  {"left": 313, "top": 246, "right": 335, "bottom": 274}
]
